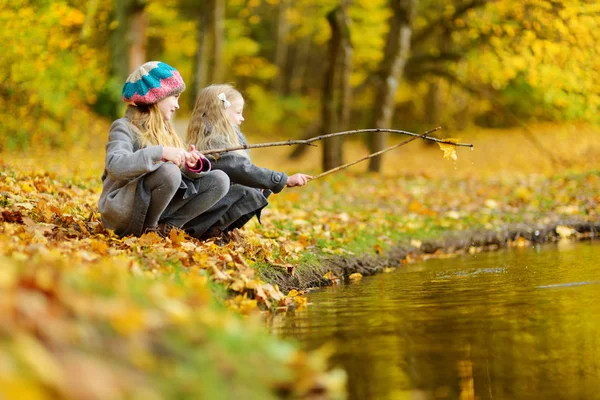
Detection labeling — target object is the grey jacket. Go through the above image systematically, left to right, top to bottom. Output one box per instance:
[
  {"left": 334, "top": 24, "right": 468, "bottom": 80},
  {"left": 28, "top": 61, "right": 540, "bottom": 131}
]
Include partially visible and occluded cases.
[
  {"left": 98, "top": 118, "right": 211, "bottom": 236},
  {"left": 182, "top": 132, "right": 287, "bottom": 237},
  {"left": 207, "top": 132, "right": 287, "bottom": 193},
  {"left": 208, "top": 152, "right": 287, "bottom": 193}
]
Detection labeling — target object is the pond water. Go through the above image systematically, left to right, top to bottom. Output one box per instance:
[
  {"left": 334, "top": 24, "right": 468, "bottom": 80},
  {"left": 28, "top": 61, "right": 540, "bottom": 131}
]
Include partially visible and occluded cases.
[{"left": 271, "top": 241, "right": 600, "bottom": 400}]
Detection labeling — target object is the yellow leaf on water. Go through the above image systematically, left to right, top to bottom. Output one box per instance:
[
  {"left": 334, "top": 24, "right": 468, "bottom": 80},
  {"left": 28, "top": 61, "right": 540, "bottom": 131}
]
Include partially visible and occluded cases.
[
  {"left": 437, "top": 138, "right": 459, "bottom": 161},
  {"left": 556, "top": 225, "right": 576, "bottom": 239},
  {"left": 348, "top": 273, "right": 363, "bottom": 281},
  {"left": 293, "top": 295, "right": 308, "bottom": 308}
]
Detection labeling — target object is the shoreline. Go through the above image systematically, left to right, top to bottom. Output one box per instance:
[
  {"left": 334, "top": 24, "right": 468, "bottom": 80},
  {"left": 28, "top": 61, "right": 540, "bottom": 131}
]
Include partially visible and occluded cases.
[{"left": 260, "top": 220, "right": 600, "bottom": 293}]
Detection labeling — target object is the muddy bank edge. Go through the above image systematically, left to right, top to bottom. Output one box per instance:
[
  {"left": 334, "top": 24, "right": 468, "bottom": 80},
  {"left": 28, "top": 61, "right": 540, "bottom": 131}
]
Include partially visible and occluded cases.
[{"left": 261, "top": 220, "right": 600, "bottom": 293}]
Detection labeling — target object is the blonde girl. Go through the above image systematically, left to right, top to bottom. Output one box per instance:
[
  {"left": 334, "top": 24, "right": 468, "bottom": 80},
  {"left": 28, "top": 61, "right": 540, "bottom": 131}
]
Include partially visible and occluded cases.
[
  {"left": 98, "top": 62, "right": 229, "bottom": 237},
  {"left": 184, "top": 84, "right": 311, "bottom": 240}
]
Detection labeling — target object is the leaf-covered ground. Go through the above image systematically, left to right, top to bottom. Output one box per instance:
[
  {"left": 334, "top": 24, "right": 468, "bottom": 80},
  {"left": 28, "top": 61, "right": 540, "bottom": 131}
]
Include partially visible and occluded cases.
[{"left": 1, "top": 122, "right": 599, "bottom": 399}]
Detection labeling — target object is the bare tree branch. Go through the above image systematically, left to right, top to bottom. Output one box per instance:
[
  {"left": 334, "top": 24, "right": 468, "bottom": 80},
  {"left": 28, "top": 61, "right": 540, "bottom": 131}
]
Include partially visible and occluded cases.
[
  {"left": 202, "top": 126, "right": 472, "bottom": 156},
  {"left": 310, "top": 127, "right": 441, "bottom": 181}
]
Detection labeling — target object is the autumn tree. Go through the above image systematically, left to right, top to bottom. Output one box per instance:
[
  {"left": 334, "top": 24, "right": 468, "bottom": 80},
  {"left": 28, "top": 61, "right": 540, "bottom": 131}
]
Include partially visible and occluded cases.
[
  {"left": 0, "top": 0, "right": 108, "bottom": 150},
  {"left": 5, "top": 0, "right": 599, "bottom": 152},
  {"left": 367, "top": 0, "right": 415, "bottom": 172},
  {"left": 401, "top": 0, "right": 600, "bottom": 128},
  {"left": 406, "top": 0, "right": 491, "bottom": 139},
  {"left": 321, "top": 2, "right": 353, "bottom": 170}
]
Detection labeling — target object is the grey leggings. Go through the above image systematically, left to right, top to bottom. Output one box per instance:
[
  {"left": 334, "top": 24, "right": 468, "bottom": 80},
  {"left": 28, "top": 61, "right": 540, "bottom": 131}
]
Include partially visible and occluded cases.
[{"left": 143, "top": 163, "right": 229, "bottom": 228}]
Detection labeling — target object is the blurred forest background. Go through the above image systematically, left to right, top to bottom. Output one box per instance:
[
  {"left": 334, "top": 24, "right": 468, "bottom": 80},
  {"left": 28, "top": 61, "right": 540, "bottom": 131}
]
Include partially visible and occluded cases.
[{"left": 2, "top": 0, "right": 599, "bottom": 171}]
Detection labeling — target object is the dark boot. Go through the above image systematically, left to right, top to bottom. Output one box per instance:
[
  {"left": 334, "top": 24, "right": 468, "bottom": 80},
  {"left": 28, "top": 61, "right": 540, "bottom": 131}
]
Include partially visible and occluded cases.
[
  {"left": 143, "top": 223, "right": 174, "bottom": 238},
  {"left": 197, "top": 226, "right": 230, "bottom": 245}
]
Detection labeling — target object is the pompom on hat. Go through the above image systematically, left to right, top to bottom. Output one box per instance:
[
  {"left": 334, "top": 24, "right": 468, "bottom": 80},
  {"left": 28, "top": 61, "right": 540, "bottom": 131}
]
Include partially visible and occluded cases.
[{"left": 122, "top": 61, "right": 186, "bottom": 106}]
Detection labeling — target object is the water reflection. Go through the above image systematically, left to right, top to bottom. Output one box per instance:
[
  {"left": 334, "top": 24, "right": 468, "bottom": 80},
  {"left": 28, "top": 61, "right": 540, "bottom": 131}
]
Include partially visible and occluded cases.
[{"left": 271, "top": 241, "right": 600, "bottom": 400}]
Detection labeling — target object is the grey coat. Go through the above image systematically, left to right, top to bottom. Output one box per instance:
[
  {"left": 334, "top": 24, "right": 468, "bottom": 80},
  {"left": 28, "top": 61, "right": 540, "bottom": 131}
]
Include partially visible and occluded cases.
[
  {"left": 98, "top": 118, "right": 212, "bottom": 236},
  {"left": 183, "top": 132, "right": 288, "bottom": 237}
]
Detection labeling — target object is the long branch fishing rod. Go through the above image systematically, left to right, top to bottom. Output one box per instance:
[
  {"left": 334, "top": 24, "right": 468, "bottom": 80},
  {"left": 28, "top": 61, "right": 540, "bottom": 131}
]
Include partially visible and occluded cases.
[
  {"left": 202, "top": 127, "right": 472, "bottom": 156},
  {"left": 309, "top": 127, "right": 442, "bottom": 182}
]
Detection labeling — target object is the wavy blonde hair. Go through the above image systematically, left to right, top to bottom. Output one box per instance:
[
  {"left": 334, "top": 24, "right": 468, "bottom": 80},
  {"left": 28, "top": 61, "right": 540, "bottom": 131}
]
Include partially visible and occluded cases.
[
  {"left": 186, "top": 84, "right": 244, "bottom": 153},
  {"left": 125, "top": 104, "right": 185, "bottom": 148}
]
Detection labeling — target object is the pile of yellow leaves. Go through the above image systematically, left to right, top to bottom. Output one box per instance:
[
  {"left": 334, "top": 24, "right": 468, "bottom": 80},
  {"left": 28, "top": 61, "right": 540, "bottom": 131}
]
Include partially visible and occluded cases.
[
  {"left": 0, "top": 167, "right": 346, "bottom": 398},
  {"left": 0, "top": 170, "right": 308, "bottom": 312}
]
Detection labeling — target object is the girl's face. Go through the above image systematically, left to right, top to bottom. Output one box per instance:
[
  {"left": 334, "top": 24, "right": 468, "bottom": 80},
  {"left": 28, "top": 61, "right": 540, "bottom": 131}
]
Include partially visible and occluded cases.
[
  {"left": 157, "top": 94, "right": 180, "bottom": 121},
  {"left": 226, "top": 98, "right": 245, "bottom": 127}
]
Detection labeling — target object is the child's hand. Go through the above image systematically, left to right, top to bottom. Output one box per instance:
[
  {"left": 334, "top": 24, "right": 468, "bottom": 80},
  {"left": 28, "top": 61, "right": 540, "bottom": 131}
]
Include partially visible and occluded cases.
[
  {"left": 189, "top": 144, "right": 207, "bottom": 161},
  {"left": 184, "top": 145, "right": 201, "bottom": 169},
  {"left": 162, "top": 146, "right": 188, "bottom": 167},
  {"left": 286, "top": 173, "right": 312, "bottom": 187}
]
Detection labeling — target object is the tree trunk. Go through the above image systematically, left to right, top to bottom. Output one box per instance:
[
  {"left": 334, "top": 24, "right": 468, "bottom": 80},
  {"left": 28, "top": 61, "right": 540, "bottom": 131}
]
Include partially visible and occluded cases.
[
  {"left": 110, "top": 0, "right": 147, "bottom": 80},
  {"left": 110, "top": 0, "right": 130, "bottom": 81},
  {"left": 207, "top": 0, "right": 224, "bottom": 83},
  {"left": 274, "top": 0, "right": 290, "bottom": 92},
  {"left": 367, "top": 0, "right": 414, "bottom": 172},
  {"left": 190, "top": 2, "right": 208, "bottom": 105},
  {"left": 128, "top": 3, "right": 147, "bottom": 71},
  {"left": 321, "top": 4, "right": 352, "bottom": 171},
  {"left": 322, "top": 7, "right": 342, "bottom": 171},
  {"left": 338, "top": 19, "right": 353, "bottom": 131},
  {"left": 291, "top": 36, "right": 312, "bottom": 94},
  {"left": 425, "top": 79, "right": 441, "bottom": 124}
]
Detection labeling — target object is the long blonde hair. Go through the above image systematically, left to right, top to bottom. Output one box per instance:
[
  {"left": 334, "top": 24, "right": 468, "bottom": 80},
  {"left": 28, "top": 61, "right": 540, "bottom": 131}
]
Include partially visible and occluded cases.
[
  {"left": 187, "top": 84, "right": 243, "bottom": 152},
  {"left": 125, "top": 104, "right": 185, "bottom": 148}
]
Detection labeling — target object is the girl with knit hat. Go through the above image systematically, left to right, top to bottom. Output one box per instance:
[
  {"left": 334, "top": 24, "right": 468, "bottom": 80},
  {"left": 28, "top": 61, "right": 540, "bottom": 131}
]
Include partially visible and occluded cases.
[
  {"left": 98, "top": 61, "right": 229, "bottom": 237},
  {"left": 184, "top": 84, "right": 312, "bottom": 240}
]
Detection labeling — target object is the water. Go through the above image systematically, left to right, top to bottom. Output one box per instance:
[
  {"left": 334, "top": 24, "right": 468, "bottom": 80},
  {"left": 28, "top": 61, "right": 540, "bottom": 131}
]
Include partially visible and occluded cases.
[{"left": 271, "top": 241, "right": 600, "bottom": 400}]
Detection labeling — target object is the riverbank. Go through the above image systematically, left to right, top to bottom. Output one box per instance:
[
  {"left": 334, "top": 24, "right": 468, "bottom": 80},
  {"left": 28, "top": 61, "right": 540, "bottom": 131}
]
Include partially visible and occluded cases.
[{"left": 261, "top": 220, "right": 600, "bottom": 293}]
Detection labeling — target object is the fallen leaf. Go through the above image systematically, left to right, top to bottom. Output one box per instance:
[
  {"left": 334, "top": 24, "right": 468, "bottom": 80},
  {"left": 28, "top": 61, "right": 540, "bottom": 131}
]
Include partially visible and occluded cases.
[
  {"left": 556, "top": 225, "right": 576, "bottom": 238},
  {"left": 348, "top": 273, "right": 362, "bottom": 281}
]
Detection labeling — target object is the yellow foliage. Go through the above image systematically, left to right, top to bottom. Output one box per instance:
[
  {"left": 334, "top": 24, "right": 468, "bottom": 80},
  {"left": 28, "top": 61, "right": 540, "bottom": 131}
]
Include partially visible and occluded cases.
[{"left": 0, "top": 0, "right": 109, "bottom": 150}]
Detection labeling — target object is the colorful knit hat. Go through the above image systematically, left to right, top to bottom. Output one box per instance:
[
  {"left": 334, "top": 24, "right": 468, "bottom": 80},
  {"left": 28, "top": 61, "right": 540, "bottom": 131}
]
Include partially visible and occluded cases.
[{"left": 122, "top": 61, "right": 186, "bottom": 106}]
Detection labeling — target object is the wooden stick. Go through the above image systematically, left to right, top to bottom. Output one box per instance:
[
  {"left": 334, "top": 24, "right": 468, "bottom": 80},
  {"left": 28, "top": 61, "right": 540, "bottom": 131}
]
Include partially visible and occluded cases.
[
  {"left": 202, "top": 126, "right": 469, "bottom": 155},
  {"left": 310, "top": 127, "right": 439, "bottom": 181},
  {"left": 202, "top": 139, "right": 318, "bottom": 156}
]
